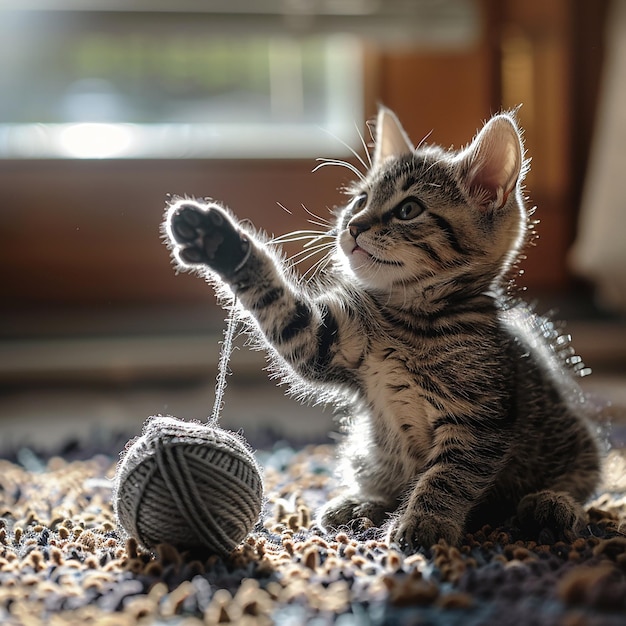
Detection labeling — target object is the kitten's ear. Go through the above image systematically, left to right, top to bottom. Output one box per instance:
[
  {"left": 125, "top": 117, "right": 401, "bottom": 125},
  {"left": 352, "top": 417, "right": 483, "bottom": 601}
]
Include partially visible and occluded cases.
[
  {"left": 373, "top": 106, "right": 414, "bottom": 165},
  {"left": 460, "top": 114, "right": 523, "bottom": 211}
]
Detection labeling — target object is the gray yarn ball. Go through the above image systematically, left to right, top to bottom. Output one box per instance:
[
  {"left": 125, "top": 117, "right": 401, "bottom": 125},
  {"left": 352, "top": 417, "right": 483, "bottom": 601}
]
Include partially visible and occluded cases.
[{"left": 113, "top": 415, "right": 264, "bottom": 557}]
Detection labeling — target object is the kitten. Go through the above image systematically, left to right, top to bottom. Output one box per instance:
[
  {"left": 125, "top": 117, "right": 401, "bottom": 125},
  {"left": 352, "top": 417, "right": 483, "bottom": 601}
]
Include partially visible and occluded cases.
[{"left": 164, "top": 107, "right": 600, "bottom": 551}]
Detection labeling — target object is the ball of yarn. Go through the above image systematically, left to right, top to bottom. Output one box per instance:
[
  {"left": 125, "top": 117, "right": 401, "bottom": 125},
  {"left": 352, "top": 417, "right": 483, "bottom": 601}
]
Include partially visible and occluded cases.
[{"left": 113, "top": 415, "right": 264, "bottom": 557}]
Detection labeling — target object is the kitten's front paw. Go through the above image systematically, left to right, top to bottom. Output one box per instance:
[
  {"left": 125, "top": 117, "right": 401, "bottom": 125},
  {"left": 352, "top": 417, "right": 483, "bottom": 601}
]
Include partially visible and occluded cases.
[
  {"left": 167, "top": 201, "right": 250, "bottom": 277},
  {"left": 390, "top": 512, "right": 462, "bottom": 553}
]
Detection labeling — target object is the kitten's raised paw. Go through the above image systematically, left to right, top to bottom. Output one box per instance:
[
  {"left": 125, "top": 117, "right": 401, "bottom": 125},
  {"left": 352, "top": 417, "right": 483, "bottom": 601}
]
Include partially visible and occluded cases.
[
  {"left": 168, "top": 202, "right": 250, "bottom": 276},
  {"left": 517, "top": 490, "right": 585, "bottom": 541},
  {"left": 390, "top": 512, "right": 462, "bottom": 553}
]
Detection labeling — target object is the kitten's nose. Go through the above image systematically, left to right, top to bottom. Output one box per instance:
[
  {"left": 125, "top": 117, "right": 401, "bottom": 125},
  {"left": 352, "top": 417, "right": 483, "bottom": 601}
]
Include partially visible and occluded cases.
[{"left": 348, "top": 219, "right": 370, "bottom": 239}]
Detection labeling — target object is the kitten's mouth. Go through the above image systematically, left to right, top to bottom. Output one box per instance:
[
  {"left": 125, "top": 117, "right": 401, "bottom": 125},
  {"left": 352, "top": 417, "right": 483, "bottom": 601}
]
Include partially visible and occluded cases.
[
  {"left": 351, "top": 244, "right": 403, "bottom": 267},
  {"left": 352, "top": 244, "right": 370, "bottom": 258}
]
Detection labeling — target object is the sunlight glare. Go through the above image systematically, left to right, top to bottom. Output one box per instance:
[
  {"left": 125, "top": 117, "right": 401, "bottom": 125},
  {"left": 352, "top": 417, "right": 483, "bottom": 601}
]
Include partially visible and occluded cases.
[{"left": 59, "top": 123, "right": 134, "bottom": 158}]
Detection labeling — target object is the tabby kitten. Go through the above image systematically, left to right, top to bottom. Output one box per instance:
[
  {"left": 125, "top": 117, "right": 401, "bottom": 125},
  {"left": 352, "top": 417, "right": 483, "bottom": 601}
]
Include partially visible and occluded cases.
[{"left": 164, "top": 107, "right": 600, "bottom": 551}]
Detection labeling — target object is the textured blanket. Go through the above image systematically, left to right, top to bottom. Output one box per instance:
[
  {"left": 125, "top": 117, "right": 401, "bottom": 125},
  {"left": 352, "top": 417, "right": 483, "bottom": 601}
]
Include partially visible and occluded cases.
[{"left": 1, "top": 442, "right": 625, "bottom": 625}]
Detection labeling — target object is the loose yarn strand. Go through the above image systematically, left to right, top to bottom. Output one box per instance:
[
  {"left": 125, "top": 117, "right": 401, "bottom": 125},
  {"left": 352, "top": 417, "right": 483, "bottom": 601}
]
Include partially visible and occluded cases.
[
  {"left": 114, "top": 211, "right": 263, "bottom": 554},
  {"left": 210, "top": 299, "right": 239, "bottom": 425}
]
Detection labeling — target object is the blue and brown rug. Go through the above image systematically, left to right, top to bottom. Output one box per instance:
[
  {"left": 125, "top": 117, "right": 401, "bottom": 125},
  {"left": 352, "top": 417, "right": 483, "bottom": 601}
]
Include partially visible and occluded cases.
[{"left": 1, "top": 438, "right": 625, "bottom": 625}]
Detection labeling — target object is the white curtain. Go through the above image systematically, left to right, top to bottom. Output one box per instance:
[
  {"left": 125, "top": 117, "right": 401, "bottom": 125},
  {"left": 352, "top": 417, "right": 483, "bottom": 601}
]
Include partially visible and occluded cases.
[{"left": 570, "top": 0, "right": 626, "bottom": 313}]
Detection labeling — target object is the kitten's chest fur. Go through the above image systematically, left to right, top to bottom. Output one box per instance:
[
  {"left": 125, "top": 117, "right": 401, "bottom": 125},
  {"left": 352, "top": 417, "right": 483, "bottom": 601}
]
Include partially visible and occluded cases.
[
  {"left": 351, "top": 315, "right": 468, "bottom": 473},
  {"left": 360, "top": 346, "right": 435, "bottom": 471}
]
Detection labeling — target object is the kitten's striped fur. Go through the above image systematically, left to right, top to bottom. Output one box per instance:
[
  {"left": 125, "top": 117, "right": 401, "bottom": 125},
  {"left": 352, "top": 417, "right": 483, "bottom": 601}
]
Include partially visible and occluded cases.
[{"left": 164, "top": 107, "right": 600, "bottom": 551}]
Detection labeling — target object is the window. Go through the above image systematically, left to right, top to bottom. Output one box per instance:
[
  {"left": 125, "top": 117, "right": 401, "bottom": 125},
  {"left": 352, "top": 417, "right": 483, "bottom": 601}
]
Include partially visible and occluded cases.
[{"left": 0, "top": 10, "right": 363, "bottom": 158}]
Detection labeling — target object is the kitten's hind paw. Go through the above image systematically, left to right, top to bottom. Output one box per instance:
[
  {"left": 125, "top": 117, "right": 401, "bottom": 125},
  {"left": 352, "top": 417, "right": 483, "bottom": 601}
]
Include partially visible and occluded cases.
[
  {"left": 167, "top": 201, "right": 251, "bottom": 276},
  {"left": 516, "top": 490, "right": 585, "bottom": 541},
  {"left": 319, "top": 495, "right": 390, "bottom": 532}
]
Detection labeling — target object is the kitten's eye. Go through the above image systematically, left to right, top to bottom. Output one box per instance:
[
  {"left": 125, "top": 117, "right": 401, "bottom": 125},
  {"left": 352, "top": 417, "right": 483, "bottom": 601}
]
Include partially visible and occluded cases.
[
  {"left": 353, "top": 193, "right": 367, "bottom": 210},
  {"left": 393, "top": 198, "right": 424, "bottom": 220}
]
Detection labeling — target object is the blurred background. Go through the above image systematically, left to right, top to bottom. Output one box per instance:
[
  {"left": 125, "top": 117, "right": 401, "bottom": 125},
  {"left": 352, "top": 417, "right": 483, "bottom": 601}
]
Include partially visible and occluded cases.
[{"left": 0, "top": 0, "right": 624, "bottom": 453}]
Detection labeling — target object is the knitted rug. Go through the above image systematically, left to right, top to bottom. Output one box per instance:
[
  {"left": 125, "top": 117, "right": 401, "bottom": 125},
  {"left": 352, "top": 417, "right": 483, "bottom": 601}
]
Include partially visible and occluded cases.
[{"left": 1, "top": 440, "right": 626, "bottom": 626}]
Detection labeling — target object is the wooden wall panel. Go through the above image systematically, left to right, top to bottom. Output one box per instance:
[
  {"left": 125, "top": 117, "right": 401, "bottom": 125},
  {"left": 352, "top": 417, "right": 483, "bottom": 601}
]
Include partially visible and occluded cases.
[
  {"left": 0, "top": 0, "right": 610, "bottom": 336},
  {"left": 376, "top": 48, "right": 493, "bottom": 150},
  {"left": 0, "top": 159, "right": 350, "bottom": 310}
]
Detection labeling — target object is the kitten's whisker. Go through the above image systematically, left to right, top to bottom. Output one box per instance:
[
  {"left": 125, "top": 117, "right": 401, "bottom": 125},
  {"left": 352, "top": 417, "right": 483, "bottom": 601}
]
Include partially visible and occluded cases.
[
  {"left": 365, "top": 118, "right": 375, "bottom": 143},
  {"left": 354, "top": 121, "right": 372, "bottom": 167},
  {"left": 319, "top": 127, "right": 369, "bottom": 172},
  {"left": 415, "top": 129, "right": 434, "bottom": 152},
  {"left": 313, "top": 159, "right": 366, "bottom": 182},
  {"left": 276, "top": 201, "right": 293, "bottom": 215},
  {"left": 299, "top": 203, "right": 333, "bottom": 227},
  {"left": 307, "top": 219, "right": 333, "bottom": 230},
  {"left": 270, "top": 229, "right": 329, "bottom": 244},
  {"left": 271, "top": 230, "right": 327, "bottom": 240},
  {"left": 274, "top": 234, "right": 334, "bottom": 250},
  {"left": 302, "top": 234, "right": 335, "bottom": 249},
  {"left": 270, "top": 235, "right": 322, "bottom": 244},
  {"left": 273, "top": 238, "right": 329, "bottom": 249},
  {"left": 287, "top": 241, "right": 335, "bottom": 261},
  {"left": 295, "top": 241, "right": 335, "bottom": 257},
  {"left": 289, "top": 244, "right": 335, "bottom": 267},
  {"left": 301, "top": 249, "right": 334, "bottom": 280},
  {"left": 301, "top": 250, "right": 328, "bottom": 274},
  {"left": 318, "top": 251, "right": 333, "bottom": 271},
  {"left": 292, "top": 252, "right": 334, "bottom": 273},
  {"left": 302, "top": 260, "right": 329, "bottom": 280}
]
